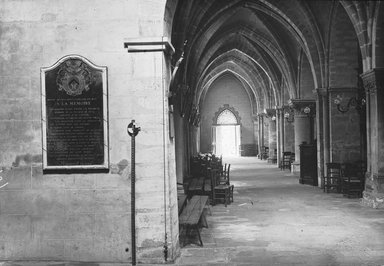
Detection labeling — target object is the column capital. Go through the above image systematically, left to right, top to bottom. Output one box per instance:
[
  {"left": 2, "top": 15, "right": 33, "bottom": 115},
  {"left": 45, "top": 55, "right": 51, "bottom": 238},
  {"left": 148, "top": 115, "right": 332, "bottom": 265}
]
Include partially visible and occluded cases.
[
  {"left": 361, "top": 68, "right": 384, "bottom": 95},
  {"left": 288, "top": 99, "right": 316, "bottom": 116},
  {"left": 265, "top": 108, "right": 276, "bottom": 118},
  {"left": 257, "top": 112, "right": 266, "bottom": 117}
]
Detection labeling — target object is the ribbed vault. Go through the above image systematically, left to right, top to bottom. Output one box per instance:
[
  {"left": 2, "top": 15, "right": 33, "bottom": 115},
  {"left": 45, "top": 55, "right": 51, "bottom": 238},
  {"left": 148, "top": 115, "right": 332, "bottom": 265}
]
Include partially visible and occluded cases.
[{"left": 170, "top": 0, "right": 330, "bottom": 114}]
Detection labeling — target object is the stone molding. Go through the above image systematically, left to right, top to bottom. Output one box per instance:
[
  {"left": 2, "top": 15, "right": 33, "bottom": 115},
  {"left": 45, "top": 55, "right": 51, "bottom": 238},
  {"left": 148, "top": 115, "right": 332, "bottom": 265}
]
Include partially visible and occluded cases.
[
  {"left": 124, "top": 37, "right": 175, "bottom": 55},
  {"left": 361, "top": 68, "right": 384, "bottom": 95},
  {"left": 314, "top": 87, "right": 328, "bottom": 97},
  {"left": 212, "top": 104, "right": 241, "bottom": 125}
]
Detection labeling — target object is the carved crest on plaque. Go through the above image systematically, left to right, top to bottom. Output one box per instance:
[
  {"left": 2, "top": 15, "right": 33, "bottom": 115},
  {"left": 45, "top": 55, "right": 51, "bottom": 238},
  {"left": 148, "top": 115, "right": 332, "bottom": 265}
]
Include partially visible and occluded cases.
[{"left": 56, "top": 59, "right": 94, "bottom": 96}]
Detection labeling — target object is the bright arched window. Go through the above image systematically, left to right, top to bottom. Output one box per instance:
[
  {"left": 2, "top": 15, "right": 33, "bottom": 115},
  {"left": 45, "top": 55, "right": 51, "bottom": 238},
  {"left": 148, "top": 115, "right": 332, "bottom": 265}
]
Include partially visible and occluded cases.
[{"left": 217, "top": 109, "right": 237, "bottom": 125}]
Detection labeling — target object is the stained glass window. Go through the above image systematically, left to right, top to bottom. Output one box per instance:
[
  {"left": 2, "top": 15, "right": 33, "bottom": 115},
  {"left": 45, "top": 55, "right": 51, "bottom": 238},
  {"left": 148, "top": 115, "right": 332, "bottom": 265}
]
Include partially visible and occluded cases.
[{"left": 217, "top": 109, "right": 237, "bottom": 125}]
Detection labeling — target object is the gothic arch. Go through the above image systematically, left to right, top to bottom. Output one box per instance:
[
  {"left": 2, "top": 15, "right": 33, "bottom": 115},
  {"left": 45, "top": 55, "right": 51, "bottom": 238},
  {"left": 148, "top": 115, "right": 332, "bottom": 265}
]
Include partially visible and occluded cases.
[{"left": 213, "top": 104, "right": 242, "bottom": 126}]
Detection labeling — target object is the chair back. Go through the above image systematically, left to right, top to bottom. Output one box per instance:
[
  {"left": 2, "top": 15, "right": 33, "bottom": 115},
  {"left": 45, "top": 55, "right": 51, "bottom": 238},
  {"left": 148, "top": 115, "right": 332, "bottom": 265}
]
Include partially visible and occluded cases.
[
  {"left": 326, "top": 162, "right": 341, "bottom": 178},
  {"left": 226, "top": 164, "right": 231, "bottom": 184}
]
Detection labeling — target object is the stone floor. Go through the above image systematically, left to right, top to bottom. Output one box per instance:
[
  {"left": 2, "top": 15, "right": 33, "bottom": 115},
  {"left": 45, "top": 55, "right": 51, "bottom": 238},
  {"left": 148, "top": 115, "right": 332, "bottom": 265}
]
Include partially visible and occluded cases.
[
  {"left": 2, "top": 157, "right": 384, "bottom": 266},
  {"left": 174, "top": 157, "right": 384, "bottom": 266}
]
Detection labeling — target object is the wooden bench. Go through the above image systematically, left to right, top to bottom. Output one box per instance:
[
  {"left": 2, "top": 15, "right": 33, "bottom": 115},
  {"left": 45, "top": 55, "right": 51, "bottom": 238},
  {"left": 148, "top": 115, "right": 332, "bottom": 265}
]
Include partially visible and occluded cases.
[
  {"left": 178, "top": 194, "right": 187, "bottom": 215},
  {"left": 179, "top": 195, "right": 209, "bottom": 246}
]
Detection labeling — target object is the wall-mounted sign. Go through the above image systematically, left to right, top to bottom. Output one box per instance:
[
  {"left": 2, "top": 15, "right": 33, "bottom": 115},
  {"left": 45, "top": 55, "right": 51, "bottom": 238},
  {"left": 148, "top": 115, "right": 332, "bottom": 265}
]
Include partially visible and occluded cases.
[{"left": 41, "top": 55, "right": 109, "bottom": 170}]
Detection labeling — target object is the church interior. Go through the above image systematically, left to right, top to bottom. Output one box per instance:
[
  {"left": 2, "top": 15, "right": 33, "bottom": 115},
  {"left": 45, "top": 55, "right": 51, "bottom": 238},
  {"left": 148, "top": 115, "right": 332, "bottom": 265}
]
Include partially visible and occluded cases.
[{"left": 0, "top": 0, "right": 383, "bottom": 264}]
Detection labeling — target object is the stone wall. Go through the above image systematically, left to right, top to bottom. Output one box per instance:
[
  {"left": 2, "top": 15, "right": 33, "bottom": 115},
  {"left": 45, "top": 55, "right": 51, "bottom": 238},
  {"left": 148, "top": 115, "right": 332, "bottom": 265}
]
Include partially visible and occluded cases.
[
  {"left": 0, "top": 0, "right": 179, "bottom": 263},
  {"left": 329, "top": 4, "right": 358, "bottom": 88},
  {"left": 200, "top": 74, "right": 254, "bottom": 154},
  {"left": 329, "top": 90, "right": 361, "bottom": 163},
  {"left": 284, "top": 121, "right": 295, "bottom": 153}
]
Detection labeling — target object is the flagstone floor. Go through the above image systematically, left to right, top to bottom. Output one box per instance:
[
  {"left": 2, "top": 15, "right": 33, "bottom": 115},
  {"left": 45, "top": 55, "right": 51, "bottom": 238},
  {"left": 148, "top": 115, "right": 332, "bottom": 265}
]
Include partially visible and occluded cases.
[{"left": 174, "top": 157, "right": 384, "bottom": 266}]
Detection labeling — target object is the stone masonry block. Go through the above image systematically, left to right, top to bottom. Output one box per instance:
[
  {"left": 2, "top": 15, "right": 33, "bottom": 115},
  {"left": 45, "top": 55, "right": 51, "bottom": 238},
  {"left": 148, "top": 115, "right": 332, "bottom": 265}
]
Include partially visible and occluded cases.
[
  {"left": 96, "top": 23, "right": 138, "bottom": 53},
  {"left": 130, "top": 54, "right": 163, "bottom": 79},
  {"left": 123, "top": 78, "right": 163, "bottom": 97},
  {"left": 108, "top": 96, "right": 134, "bottom": 119},
  {"left": 0, "top": 99, "right": 37, "bottom": 121},
  {"left": 135, "top": 128, "right": 164, "bottom": 147},
  {"left": 135, "top": 162, "right": 164, "bottom": 179},
  {"left": 0, "top": 166, "right": 31, "bottom": 190},
  {"left": 32, "top": 167, "right": 66, "bottom": 189},
  {"left": 95, "top": 173, "right": 130, "bottom": 189},
  {"left": 64, "top": 174, "right": 96, "bottom": 189},
  {"left": 136, "top": 178, "right": 165, "bottom": 194},
  {"left": 0, "top": 189, "right": 64, "bottom": 216},
  {"left": 65, "top": 189, "right": 96, "bottom": 214},
  {"left": 94, "top": 189, "right": 130, "bottom": 213},
  {"left": 135, "top": 193, "right": 164, "bottom": 210},
  {"left": 94, "top": 212, "right": 130, "bottom": 240},
  {"left": 136, "top": 212, "right": 164, "bottom": 230},
  {"left": 34, "top": 214, "right": 94, "bottom": 240},
  {"left": 0, "top": 215, "right": 32, "bottom": 241},
  {"left": 136, "top": 226, "right": 164, "bottom": 247},
  {"left": 93, "top": 237, "right": 130, "bottom": 262},
  {"left": 0, "top": 239, "right": 40, "bottom": 260},
  {"left": 39, "top": 239, "right": 65, "bottom": 260},
  {"left": 64, "top": 239, "right": 94, "bottom": 261},
  {"left": 137, "top": 247, "right": 164, "bottom": 264}
]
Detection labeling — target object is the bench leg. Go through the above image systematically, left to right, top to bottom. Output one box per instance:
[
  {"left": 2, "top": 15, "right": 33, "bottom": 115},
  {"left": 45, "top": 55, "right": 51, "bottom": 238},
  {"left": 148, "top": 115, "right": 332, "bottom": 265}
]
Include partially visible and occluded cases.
[
  {"left": 204, "top": 205, "right": 212, "bottom": 216},
  {"left": 199, "top": 212, "right": 208, "bottom": 228},
  {"left": 179, "top": 225, "right": 187, "bottom": 247},
  {"left": 194, "top": 225, "right": 203, "bottom": 246}
]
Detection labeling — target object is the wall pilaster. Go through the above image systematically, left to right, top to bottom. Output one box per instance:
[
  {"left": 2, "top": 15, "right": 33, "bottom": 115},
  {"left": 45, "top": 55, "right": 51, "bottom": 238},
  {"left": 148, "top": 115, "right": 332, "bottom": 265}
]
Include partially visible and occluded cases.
[
  {"left": 361, "top": 68, "right": 384, "bottom": 208},
  {"left": 288, "top": 99, "right": 316, "bottom": 173}
]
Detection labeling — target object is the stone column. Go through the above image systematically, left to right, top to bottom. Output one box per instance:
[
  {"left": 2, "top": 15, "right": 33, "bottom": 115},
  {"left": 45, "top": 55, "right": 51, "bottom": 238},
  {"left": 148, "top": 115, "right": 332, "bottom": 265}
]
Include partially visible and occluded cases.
[
  {"left": 124, "top": 38, "right": 180, "bottom": 262},
  {"left": 361, "top": 68, "right": 384, "bottom": 208},
  {"left": 315, "top": 88, "right": 329, "bottom": 188},
  {"left": 289, "top": 99, "right": 316, "bottom": 173},
  {"left": 283, "top": 106, "right": 295, "bottom": 154},
  {"left": 276, "top": 107, "right": 284, "bottom": 166},
  {"left": 266, "top": 109, "right": 277, "bottom": 163},
  {"left": 257, "top": 113, "right": 265, "bottom": 159},
  {"left": 252, "top": 115, "right": 259, "bottom": 156}
]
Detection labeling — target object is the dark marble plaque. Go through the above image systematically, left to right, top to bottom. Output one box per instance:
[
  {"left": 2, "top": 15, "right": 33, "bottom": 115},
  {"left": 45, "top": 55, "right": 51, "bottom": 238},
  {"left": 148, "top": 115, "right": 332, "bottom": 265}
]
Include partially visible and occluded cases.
[{"left": 41, "top": 55, "right": 108, "bottom": 170}]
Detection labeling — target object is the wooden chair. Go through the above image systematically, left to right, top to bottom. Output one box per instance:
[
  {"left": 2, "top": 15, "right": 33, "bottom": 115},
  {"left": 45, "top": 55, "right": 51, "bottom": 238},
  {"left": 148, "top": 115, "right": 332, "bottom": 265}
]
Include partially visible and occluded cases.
[
  {"left": 260, "top": 146, "right": 269, "bottom": 160},
  {"left": 268, "top": 149, "right": 277, "bottom": 164},
  {"left": 280, "top": 152, "right": 292, "bottom": 170},
  {"left": 290, "top": 153, "right": 295, "bottom": 166},
  {"left": 342, "top": 161, "right": 365, "bottom": 198},
  {"left": 324, "top": 163, "right": 342, "bottom": 193},
  {"left": 218, "top": 164, "right": 230, "bottom": 185},
  {"left": 208, "top": 167, "right": 233, "bottom": 207},
  {"left": 214, "top": 183, "right": 231, "bottom": 207},
  {"left": 229, "top": 184, "right": 234, "bottom": 203}
]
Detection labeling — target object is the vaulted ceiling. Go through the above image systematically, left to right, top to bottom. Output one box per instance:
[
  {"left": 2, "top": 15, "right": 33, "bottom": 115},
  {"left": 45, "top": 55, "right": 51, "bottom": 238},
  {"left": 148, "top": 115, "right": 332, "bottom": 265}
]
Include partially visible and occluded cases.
[{"left": 170, "top": 0, "right": 380, "bottom": 115}]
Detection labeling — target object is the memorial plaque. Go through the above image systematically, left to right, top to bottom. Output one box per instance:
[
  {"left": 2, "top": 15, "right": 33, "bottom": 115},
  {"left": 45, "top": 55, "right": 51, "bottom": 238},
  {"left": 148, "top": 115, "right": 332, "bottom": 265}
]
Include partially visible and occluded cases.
[{"left": 41, "top": 55, "right": 108, "bottom": 170}]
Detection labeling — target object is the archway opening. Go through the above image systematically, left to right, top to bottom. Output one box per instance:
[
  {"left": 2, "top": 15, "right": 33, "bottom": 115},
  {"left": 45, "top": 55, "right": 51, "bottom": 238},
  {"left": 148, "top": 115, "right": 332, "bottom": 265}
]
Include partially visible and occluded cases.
[{"left": 213, "top": 109, "right": 241, "bottom": 157}]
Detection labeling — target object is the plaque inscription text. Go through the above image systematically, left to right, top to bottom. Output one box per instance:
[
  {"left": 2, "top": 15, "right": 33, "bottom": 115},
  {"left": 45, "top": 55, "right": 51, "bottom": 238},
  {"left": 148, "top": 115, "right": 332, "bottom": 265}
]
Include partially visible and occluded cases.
[{"left": 41, "top": 56, "right": 108, "bottom": 170}]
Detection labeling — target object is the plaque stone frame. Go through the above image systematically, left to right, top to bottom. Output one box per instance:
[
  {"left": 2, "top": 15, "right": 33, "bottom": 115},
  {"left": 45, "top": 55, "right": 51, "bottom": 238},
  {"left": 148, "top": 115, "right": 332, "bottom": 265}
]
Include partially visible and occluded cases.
[{"left": 41, "top": 55, "right": 109, "bottom": 170}]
